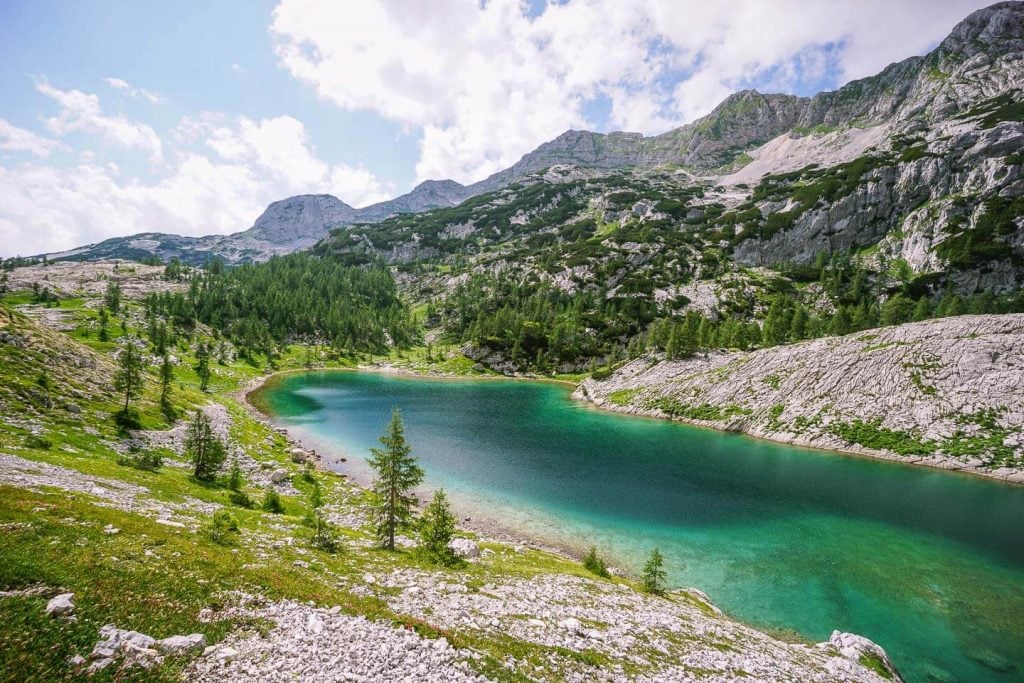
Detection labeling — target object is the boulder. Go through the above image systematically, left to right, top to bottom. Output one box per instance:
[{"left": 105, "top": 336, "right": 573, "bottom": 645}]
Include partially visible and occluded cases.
[
  {"left": 290, "top": 448, "right": 307, "bottom": 464},
  {"left": 270, "top": 469, "right": 289, "bottom": 483},
  {"left": 448, "top": 538, "right": 479, "bottom": 559},
  {"left": 45, "top": 593, "right": 75, "bottom": 617},
  {"left": 558, "top": 617, "right": 583, "bottom": 635},
  {"left": 828, "top": 631, "right": 901, "bottom": 680},
  {"left": 155, "top": 633, "right": 207, "bottom": 656},
  {"left": 121, "top": 643, "right": 161, "bottom": 669}
]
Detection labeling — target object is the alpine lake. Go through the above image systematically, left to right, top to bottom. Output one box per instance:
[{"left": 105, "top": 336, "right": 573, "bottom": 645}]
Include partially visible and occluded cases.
[{"left": 253, "top": 370, "right": 1024, "bottom": 682}]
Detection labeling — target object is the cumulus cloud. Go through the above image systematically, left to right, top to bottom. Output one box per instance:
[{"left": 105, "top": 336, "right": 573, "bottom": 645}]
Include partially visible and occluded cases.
[
  {"left": 271, "top": 0, "right": 989, "bottom": 184},
  {"left": 103, "top": 77, "right": 164, "bottom": 104},
  {"left": 36, "top": 80, "right": 165, "bottom": 163},
  {"left": 0, "top": 105, "right": 391, "bottom": 255},
  {"left": 0, "top": 119, "right": 64, "bottom": 157}
]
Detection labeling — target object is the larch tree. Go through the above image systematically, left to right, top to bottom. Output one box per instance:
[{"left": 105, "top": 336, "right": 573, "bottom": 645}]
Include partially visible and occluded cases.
[{"left": 368, "top": 408, "right": 424, "bottom": 550}]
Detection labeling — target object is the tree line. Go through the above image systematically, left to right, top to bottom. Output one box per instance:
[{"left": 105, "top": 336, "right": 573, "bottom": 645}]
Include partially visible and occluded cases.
[{"left": 143, "top": 254, "right": 421, "bottom": 359}]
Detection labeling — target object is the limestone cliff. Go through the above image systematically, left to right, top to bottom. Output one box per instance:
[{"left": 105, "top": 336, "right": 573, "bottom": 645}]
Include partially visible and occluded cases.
[{"left": 575, "top": 314, "right": 1024, "bottom": 482}]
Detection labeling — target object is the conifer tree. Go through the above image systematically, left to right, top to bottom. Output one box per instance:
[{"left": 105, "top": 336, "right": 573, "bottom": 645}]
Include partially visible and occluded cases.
[
  {"left": 104, "top": 280, "right": 122, "bottom": 315},
  {"left": 912, "top": 297, "right": 932, "bottom": 321},
  {"left": 98, "top": 308, "right": 110, "bottom": 342},
  {"left": 113, "top": 340, "right": 145, "bottom": 421},
  {"left": 195, "top": 342, "right": 211, "bottom": 391},
  {"left": 159, "top": 353, "right": 176, "bottom": 420},
  {"left": 35, "top": 370, "right": 52, "bottom": 409},
  {"left": 368, "top": 408, "right": 424, "bottom": 550},
  {"left": 185, "top": 409, "right": 226, "bottom": 481},
  {"left": 418, "top": 489, "right": 459, "bottom": 566},
  {"left": 642, "top": 548, "right": 667, "bottom": 594}
]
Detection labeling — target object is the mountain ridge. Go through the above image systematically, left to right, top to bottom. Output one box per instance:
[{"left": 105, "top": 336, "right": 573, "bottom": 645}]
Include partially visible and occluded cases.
[{"left": 32, "top": 1, "right": 1024, "bottom": 265}]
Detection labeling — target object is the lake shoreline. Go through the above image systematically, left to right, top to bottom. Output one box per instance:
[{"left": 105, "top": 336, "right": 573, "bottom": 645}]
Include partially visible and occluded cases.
[
  {"left": 244, "top": 363, "right": 1024, "bottom": 490},
  {"left": 237, "top": 366, "right": 590, "bottom": 566}
]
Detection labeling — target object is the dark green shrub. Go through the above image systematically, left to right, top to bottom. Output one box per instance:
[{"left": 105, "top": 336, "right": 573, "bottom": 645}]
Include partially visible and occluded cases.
[
  {"left": 261, "top": 489, "right": 285, "bottom": 514},
  {"left": 583, "top": 546, "right": 610, "bottom": 578}
]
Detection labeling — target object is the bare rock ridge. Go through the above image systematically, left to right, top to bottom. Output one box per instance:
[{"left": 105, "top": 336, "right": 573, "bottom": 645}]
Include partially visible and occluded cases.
[
  {"left": 37, "top": 2, "right": 1024, "bottom": 266},
  {"left": 575, "top": 314, "right": 1024, "bottom": 482}
]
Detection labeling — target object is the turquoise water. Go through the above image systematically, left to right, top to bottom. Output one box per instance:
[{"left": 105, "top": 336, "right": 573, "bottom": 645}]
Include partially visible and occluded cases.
[{"left": 256, "top": 370, "right": 1024, "bottom": 682}]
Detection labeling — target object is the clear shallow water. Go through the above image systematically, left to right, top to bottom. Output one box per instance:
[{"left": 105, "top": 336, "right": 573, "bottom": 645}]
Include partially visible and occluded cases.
[{"left": 255, "top": 370, "right": 1024, "bottom": 682}]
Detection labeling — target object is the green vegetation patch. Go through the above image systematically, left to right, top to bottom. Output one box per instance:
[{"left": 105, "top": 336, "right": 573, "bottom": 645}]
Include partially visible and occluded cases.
[
  {"left": 607, "top": 388, "right": 641, "bottom": 406},
  {"left": 647, "top": 398, "right": 752, "bottom": 422},
  {"left": 829, "top": 420, "right": 935, "bottom": 456}
]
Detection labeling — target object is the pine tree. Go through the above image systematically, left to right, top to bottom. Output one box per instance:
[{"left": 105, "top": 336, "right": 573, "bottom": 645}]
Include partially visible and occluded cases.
[
  {"left": 104, "top": 280, "right": 122, "bottom": 315},
  {"left": 881, "top": 294, "right": 914, "bottom": 327},
  {"left": 912, "top": 297, "right": 932, "bottom": 321},
  {"left": 788, "top": 305, "right": 808, "bottom": 341},
  {"left": 829, "top": 307, "right": 852, "bottom": 336},
  {"left": 98, "top": 308, "right": 110, "bottom": 342},
  {"left": 113, "top": 340, "right": 145, "bottom": 422},
  {"left": 195, "top": 342, "right": 211, "bottom": 391},
  {"left": 159, "top": 353, "right": 176, "bottom": 420},
  {"left": 35, "top": 370, "right": 52, "bottom": 409},
  {"left": 368, "top": 408, "right": 425, "bottom": 550},
  {"left": 185, "top": 409, "right": 226, "bottom": 481},
  {"left": 227, "top": 456, "right": 243, "bottom": 491},
  {"left": 418, "top": 489, "right": 459, "bottom": 566},
  {"left": 642, "top": 548, "right": 667, "bottom": 594}
]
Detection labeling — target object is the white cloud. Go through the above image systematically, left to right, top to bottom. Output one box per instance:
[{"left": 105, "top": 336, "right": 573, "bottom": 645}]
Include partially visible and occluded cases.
[
  {"left": 271, "top": 0, "right": 990, "bottom": 184},
  {"left": 103, "top": 77, "right": 164, "bottom": 104},
  {"left": 36, "top": 80, "right": 164, "bottom": 163},
  {"left": 0, "top": 110, "right": 393, "bottom": 255},
  {"left": 205, "top": 115, "right": 394, "bottom": 205},
  {"left": 0, "top": 119, "right": 64, "bottom": 157}
]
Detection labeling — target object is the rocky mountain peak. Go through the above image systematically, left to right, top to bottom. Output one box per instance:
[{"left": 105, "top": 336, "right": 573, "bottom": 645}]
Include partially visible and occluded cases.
[
  {"left": 938, "top": 1, "right": 1024, "bottom": 58},
  {"left": 247, "top": 194, "right": 357, "bottom": 245}
]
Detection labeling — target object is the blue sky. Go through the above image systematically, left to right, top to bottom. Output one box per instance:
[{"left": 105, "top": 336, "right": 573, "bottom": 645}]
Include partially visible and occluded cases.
[{"left": 0, "top": 0, "right": 992, "bottom": 255}]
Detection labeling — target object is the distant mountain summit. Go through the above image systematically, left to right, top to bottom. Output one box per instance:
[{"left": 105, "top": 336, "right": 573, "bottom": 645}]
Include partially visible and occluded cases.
[{"left": 42, "top": 1, "right": 1024, "bottom": 266}]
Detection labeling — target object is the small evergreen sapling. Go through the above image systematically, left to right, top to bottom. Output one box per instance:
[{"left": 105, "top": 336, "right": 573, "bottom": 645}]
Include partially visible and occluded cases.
[
  {"left": 195, "top": 342, "right": 212, "bottom": 392},
  {"left": 262, "top": 488, "right": 285, "bottom": 514},
  {"left": 418, "top": 489, "right": 459, "bottom": 566},
  {"left": 207, "top": 510, "right": 239, "bottom": 545},
  {"left": 310, "top": 510, "right": 340, "bottom": 553},
  {"left": 642, "top": 548, "right": 667, "bottom": 594}
]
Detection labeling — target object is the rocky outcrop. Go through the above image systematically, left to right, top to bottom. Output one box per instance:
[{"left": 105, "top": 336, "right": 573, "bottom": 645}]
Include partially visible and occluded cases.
[{"left": 575, "top": 314, "right": 1024, "bottom": 481}]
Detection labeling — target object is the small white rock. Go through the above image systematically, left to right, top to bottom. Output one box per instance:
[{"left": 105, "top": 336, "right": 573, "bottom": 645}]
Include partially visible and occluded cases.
[
  {"left": 45, "top": 593, "right": 74, "bottom": 617},
  {"left": 558, "top": 617, "right": 583, "bottom": 635}
]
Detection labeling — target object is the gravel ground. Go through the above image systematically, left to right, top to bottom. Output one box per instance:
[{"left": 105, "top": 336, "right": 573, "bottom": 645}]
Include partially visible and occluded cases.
[
  {"left": 0, "top": 452, "right": 216, "bottom": 523},
  {"left": 185, "top": 595, "right": 491, "bottom": 683}
]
